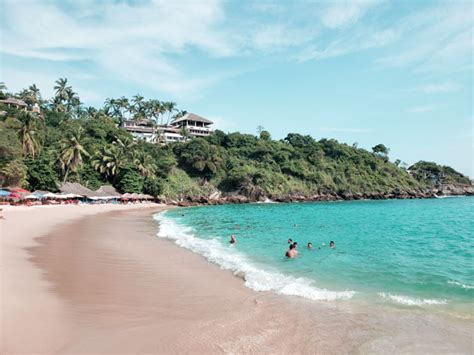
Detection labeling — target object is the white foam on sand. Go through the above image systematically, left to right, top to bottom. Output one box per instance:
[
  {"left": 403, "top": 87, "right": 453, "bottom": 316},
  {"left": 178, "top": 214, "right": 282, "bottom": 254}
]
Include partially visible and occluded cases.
[
  {"left": 154, "top": 212, "right": 355, "bottom": 302},
  {"left": 378, "top": 292, "right": 447, "bottom": 306}
]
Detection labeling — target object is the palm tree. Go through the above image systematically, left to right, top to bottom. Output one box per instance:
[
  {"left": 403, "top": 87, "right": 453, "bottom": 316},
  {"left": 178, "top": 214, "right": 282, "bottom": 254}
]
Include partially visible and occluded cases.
[
  {"left": 54, "top": 78, "right": 69, "bottom": 102},
  {"left": 0, "top": 82, "right": 7, "bottom": 93},
  {"left": 28, "top": 84, "right": 41, "bottom": 104},
  {"left": 131, "top": 94, "right": 145, "bottom": 121},
  {"left": 117, "top": 96, "right": 129, "bottom": 120},
  {"left": 148, "top": 99, "right": 163, "bottom": 125},
  {"left": 163, "top": 101, "right": 177, "bottom": 125},
  {"left": 18, "top": 111, "right": 40, "bottom": 157},
  {"left": 59, "top": 126, "right": 90, "bottom": 182},
  {"left": 180, "top": 126, "right": 190, "bottom": 142},
  {"left": 113, "top": 136, "right": 136, "bottom": 153},
  {"left": 91, "top": 145, "right": 124, "bottom": 180},
  {"left": 133, "top": 151, "right": 157, "bottom": 177}
]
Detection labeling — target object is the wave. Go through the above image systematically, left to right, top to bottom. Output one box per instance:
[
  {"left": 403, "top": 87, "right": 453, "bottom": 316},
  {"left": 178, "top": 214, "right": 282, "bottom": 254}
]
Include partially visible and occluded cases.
[
  {"left": 256, "top": 198, "right": 277, "bottom": 204},
  {"left": 153, "top": 212, "right": 355, "bottom": 301},
  {"left": 448, "top": 281, "right": 474, "bottom": 290},
  {"left": 378, "top": 292, "right": 447, "bottom": 306}
]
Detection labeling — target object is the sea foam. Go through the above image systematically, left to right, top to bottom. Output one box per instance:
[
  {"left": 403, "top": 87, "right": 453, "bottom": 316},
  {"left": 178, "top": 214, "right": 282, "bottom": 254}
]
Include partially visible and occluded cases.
[
  {"left": 154, "top": 212, "right": 355, "bottom": 301},
  {"left": 448, "top": 281, "right": 474, "bottom": 290},
  {"left": 377, "top": 292, "right": 447, "bottom": 306}
]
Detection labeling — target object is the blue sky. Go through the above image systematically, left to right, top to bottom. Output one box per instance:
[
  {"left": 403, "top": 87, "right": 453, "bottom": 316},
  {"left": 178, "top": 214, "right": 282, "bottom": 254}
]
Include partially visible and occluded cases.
[{"left": 1, "top": 0, "right": 472, "bottom": 176}]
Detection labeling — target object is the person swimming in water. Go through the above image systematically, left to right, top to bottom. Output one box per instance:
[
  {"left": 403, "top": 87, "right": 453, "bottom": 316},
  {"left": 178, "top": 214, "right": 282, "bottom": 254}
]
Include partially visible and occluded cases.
[
  {"left": 234, "top": 223, "right": 239, "bottom": 229},
  {"left": 229, "top": 234, "right": 237, "bottom": 244},
  {"left": 288, "top": 238, "right": 293, "bottom": 244},
  {"left": 292, "top": 241, "right": 298, "bottom": 249},
  {"left": 329, "top": 241, "right": 335, "bottom": 248},
  {"left": 307, "top": 242, "right": 313, "bottom": 249},
  {"left": 285, "top": 243, "right": 298, "bottom": 258}
]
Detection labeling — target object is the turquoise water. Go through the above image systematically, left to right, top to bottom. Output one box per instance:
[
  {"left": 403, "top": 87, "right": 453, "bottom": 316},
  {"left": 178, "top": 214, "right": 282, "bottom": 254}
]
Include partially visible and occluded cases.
[{"left": 155, "top": 197, "right": 473, "bottom": 310}]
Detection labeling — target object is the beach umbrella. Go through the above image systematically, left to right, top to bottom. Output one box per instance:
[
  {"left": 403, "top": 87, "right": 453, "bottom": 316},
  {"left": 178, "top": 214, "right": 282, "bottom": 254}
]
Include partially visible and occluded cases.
[
  {"left": 8, "top": 188, "right": 30, "bottom": 194},
  {"left": 0, "top": 189, "right": 10, "bottom": 197},
  {"left": 9, "top": 192, "right": 22, "bottom": 199},
  {"left": 24, "top": 194, "right": 39, "bottom": 199}
]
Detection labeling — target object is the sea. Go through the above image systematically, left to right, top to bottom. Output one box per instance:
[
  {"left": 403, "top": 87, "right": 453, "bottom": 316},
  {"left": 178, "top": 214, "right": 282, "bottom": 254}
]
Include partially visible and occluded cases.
[{"left": 154, "top": 197, "right": 473, "bottom": 319}]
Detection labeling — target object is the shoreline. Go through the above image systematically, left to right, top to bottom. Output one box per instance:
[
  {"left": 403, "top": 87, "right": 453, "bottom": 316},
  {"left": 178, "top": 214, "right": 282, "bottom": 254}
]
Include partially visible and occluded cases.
[
  {"left": 165, "top": 190, "right": 474, "bottom": 207},
  {"left": 2, "top": 205, "right": 473, "bottom": 353}
]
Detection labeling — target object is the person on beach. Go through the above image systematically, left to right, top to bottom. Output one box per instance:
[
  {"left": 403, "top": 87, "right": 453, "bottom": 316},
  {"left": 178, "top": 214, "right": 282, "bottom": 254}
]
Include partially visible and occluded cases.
[
  {"left": 229, "top": 234, "right": 237, "bottom": 244},
  {"left": 329, "top": 241, "right": 335, "bottom": 248},
  {"left": 307, "top": 242, "right": 313, "bottom": 249},
  {"left": 286, "top": 243, "right": 298, "bottom": 258}
]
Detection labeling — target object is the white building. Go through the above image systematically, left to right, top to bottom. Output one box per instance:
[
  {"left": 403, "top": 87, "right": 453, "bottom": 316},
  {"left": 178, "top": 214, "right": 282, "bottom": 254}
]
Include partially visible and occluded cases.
[
  {"left": 122, "top": 113, "right": 214, "bottom": 144},
  {"left": 170, "top": 113, "right": 214, "bottom": 137},
  {"left": 122, "top": 120, "right": 156, "bottom": 143}
]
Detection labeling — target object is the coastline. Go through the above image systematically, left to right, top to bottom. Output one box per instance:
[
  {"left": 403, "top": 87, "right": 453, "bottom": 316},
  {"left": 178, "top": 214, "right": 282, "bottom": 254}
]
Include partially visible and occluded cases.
[{"left": 2, "top": 205, "right": 472, "bottom": 353}]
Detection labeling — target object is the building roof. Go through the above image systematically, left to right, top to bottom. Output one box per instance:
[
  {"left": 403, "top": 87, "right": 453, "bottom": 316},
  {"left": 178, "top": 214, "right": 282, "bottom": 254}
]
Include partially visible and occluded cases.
[
  {"left": 0, "top": 98, "right": 27, "bottom": 107},
  {"left": 171, "top": 113, "right": 213, "bottom": 125},
  {"left": 59, "top": 182, "right": 94, "bottom": 196},
  {"left": 95, "top": 185, "right": 121, "bottom": 197}
]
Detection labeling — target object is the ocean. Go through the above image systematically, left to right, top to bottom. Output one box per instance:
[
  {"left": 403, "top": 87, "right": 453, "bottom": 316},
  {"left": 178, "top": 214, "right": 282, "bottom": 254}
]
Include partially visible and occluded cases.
[{"left": 154, "top": 197, "right": 473, "bottom": 318}]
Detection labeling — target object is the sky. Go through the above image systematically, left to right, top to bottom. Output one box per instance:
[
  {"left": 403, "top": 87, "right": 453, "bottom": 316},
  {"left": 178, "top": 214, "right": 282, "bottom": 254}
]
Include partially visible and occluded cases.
[{"left": 1, "top": 0, "right": 473, "bottom": 177}]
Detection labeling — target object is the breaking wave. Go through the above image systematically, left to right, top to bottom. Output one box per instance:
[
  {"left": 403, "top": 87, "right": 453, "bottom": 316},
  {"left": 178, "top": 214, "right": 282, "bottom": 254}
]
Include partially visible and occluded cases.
[{"left": 153, "top": 212, "right": 355, "bottom": 302}]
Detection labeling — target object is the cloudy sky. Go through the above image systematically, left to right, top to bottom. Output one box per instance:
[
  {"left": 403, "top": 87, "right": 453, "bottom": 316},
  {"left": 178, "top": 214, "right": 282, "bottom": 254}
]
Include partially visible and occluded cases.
[{"left": 1, "top": 0, "right": 472, "bottom": 176}]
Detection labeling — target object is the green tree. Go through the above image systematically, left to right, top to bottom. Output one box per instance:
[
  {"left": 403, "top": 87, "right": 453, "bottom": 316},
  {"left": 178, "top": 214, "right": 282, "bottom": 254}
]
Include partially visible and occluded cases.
[
  {"left": 17, "top": 111, "right": 41, "bottom": 158},
  {"left": 59, "top": 127, "right": 90, "bottom": 182},
  {"left": 259, "top": 130, "right": 271, "bottom": 141},
  {"left": 372, "top": 144, "right": 389, "bottom": 156},
  {"left": 91, "top": 145, "right": 124, "bottom": 180},
  {"left": 133, "top": 151, "right": 156, "bottom": 177},
  {"left": 25, "top": 152, "right": 59, "bottom": 191},
  {"left": 0, "top": 160, "right": 28, "bottom": 187},
  {"left": 117, "top": 166, "right": 143, "bottom": 193}
]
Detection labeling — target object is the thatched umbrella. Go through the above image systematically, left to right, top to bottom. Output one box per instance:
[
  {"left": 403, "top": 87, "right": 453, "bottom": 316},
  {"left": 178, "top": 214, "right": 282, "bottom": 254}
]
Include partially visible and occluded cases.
[
  {"left": 59, "top": 182, "right": 94, "bottom": 197},
  {"left": 95, "top": 185, "right": 121, "bottom": 197}
]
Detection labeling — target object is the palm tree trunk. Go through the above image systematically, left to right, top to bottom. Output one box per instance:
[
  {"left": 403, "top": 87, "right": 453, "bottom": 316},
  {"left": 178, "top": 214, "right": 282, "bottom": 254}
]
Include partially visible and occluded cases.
[{"left": 63, "top": 165, "right": 70, "bottom": 183}]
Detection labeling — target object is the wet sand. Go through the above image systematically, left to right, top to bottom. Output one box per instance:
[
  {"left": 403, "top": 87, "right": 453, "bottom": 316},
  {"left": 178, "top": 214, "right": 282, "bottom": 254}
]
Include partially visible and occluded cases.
[{"left": 2, "top": 206, "right": 472, "bottom": 354}]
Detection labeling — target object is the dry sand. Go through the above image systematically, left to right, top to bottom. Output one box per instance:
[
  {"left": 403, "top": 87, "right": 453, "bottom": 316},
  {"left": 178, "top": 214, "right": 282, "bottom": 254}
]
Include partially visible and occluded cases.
[{"left": 1, "top": 205, "right": 472, "bottom": 354}]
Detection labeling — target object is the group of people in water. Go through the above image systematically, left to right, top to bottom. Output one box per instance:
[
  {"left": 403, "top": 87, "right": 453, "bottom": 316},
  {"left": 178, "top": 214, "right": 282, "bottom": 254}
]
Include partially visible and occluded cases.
[
  {"left": 228, "top": 225, "right": 335, "bottom": 259},
  {"left": 285, "top": 239, "right": 335, "bottom": 258}
]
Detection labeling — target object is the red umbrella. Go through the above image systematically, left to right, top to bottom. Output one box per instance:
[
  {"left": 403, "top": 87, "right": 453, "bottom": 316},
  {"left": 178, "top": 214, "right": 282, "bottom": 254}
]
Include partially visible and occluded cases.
[
  {"left": 8, "top": 188, "right": 31, "bottom": 194},
  {"left": 9, "top": 192, "right": 22, "bottom": 199}
]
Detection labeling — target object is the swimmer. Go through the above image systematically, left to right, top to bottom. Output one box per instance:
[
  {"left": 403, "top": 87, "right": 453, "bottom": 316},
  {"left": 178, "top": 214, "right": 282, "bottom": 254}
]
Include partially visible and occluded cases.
[
  {"left": 234, "top": 223, "right": 239, "bottom": 229},
  {"left": 229, "top": 234, "right": 237, "bottom": 244},
  {"left": 288, "top": 238, "right": 293, "bottom": 244},
  {"left": 292, "top": 241, "right": 298, "bottom": 249},
  {"left": 329, "top": 241, "right": 335, "bottom": 248},
  {"left": 307, "top": 242, "right": 313, "bottom": 249},
  {"left": 285, "top": 243, "right": 298, "bottom": 258}
]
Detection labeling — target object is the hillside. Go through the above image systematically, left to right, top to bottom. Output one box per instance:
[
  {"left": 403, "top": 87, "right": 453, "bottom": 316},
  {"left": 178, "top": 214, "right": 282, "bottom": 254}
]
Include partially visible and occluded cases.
[{"left": 1, "top": 80, "right": 472, "bottom": 204}]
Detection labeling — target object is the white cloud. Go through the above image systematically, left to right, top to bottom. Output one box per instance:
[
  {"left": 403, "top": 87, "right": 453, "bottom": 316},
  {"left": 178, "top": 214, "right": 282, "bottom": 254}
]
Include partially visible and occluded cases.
[
  {"left": 1, "top": 0, "right": 233, "bottom": 98},
  {"left": 320, "top": 0, "right": 381, "bottom": 29},
  {"left": 375, "top": 2, "right": 473, "bottom": 72},
  {"left": 297, "top": 28, "right": 398, "bottom": 61},
  {"left": 418, "top": 83, "right": 459, "bottom": 94},
  {"left": 407, "top": 105, "right": 437, "bottom": 113}
]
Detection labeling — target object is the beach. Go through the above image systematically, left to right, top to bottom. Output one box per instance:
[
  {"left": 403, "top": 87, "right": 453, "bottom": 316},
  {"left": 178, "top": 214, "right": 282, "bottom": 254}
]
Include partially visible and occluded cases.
[{"left": 1, "top": 204, "right": 472, "bottom": 354}]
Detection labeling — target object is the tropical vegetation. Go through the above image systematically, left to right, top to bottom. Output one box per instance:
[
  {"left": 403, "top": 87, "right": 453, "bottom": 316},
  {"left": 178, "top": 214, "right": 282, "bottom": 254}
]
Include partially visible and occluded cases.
[{"left": 0, "top": 79, "right": 470, "bottom": 200}]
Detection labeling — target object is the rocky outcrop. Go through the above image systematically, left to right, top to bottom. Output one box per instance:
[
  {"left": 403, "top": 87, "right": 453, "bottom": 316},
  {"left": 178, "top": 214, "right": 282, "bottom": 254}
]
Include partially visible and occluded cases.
[{"left": 162, "top": 183, "right": 473, "bottom": 207}]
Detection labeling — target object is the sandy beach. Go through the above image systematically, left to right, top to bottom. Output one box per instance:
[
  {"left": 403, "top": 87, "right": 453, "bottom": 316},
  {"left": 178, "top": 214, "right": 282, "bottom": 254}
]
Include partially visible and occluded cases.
[{"left": 1, "top": 205, "right": 472, "bottom": 354}]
